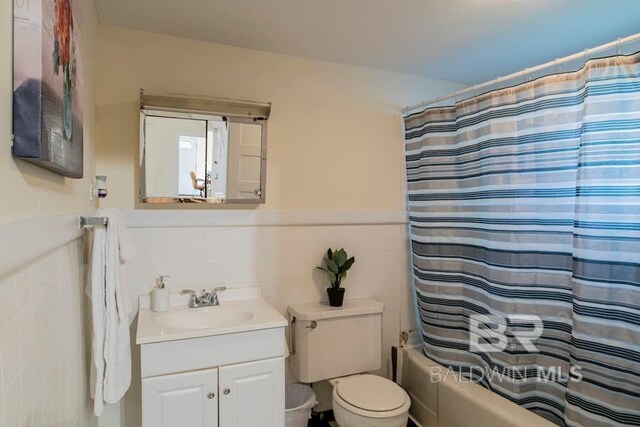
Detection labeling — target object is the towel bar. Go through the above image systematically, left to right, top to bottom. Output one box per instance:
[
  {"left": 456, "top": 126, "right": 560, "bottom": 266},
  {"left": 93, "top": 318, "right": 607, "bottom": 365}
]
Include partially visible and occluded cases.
[{"left": 79, "top": 216, "right": 109, "bottom": 229}]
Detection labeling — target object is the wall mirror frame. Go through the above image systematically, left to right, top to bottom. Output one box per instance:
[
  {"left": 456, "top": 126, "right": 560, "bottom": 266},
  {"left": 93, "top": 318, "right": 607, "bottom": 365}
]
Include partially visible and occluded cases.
[{"left": 139, "top": 90, "right": 270, "bottom": 205}]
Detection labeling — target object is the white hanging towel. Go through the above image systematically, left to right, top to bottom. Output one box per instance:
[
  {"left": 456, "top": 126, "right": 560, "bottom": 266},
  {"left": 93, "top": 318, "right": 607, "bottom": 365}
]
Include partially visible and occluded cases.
[{"left": 87, "top": 208, "right": 136, "bottom": 416}]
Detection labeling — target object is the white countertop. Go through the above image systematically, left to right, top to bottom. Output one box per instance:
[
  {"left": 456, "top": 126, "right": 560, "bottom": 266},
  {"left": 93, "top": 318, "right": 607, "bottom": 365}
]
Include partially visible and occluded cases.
[{"left": 136, "top": 287, "right": 288, "bottom": 345}]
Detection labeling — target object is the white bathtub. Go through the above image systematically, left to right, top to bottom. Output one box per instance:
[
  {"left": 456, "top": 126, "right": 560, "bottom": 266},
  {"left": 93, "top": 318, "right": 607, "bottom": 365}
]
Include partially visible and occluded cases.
[{"left": 399, "top": 346, "right": 556, "bottom": 427}]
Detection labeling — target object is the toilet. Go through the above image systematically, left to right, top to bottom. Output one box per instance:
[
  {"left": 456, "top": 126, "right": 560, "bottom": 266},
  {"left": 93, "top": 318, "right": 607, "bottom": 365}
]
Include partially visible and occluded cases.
[{"left": 287, "top": 299, "right": 410, "bottom": 427}]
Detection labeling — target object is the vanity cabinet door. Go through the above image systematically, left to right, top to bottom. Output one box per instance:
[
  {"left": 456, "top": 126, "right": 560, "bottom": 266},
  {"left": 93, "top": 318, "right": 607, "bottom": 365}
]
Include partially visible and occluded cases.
[
  {"left": 218, "top": 357, "right": 285, "bottom": 427},
  {"left": 142, "top": 368, "right": 218, "bottom": 427}
]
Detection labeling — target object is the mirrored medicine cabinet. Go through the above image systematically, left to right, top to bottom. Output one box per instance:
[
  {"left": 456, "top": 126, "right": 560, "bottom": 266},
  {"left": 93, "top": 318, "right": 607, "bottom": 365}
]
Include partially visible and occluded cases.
[{"left": 139, "top": 90, "right": 270, "bottom": 205}]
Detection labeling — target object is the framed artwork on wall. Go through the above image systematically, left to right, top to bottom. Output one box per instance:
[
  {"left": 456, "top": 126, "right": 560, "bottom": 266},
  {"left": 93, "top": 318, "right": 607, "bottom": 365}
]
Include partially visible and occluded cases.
[{"left": 12, "top": 0, "right": 84, "bottom": 178}]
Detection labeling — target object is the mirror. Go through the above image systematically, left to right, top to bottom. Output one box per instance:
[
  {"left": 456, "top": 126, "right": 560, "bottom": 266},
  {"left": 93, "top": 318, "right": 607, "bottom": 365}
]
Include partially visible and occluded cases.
[{"left": 139, "top": 93, "right": 269, "bottom": 205}]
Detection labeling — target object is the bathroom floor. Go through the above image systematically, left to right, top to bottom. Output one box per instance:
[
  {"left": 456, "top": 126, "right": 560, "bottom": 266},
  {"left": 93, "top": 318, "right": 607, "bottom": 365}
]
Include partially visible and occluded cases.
[
  {"left": 308, "top": 412, "right": 418, "bottom": 427},
  {"left": 310, "top": 422, "right": 418, "bottom": 427},
  {"left": 313, "top": 422, "right": 419, "bottom": 427},
  {"left": 323, "top": 423, "right": 418, "bottom": 427}
]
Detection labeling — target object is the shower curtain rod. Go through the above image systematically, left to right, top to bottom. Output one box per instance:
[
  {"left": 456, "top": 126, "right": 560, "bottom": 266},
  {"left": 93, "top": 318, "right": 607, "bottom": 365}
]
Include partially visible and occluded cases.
[{"left": 402, "top": 32, "right": 640, "bottom": 115}]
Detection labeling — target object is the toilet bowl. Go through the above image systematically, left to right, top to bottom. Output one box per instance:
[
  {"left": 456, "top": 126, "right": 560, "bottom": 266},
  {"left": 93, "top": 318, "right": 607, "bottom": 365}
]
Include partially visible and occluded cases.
[
  {"left": 287, "top": 299, "right": 410, "bottom": 426},
  {"left": 330, "top": 375, "right": 410, "bottom": 427}
]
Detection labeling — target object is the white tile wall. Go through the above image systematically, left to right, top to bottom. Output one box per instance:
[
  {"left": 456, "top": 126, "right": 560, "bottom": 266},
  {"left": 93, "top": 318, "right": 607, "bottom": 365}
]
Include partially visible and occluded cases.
[
  {"left": 121, "top": 222, "right": 418, "bottom": 426},
  {"left": 126, "top": 223, "right": 418, "bottom": 372},
  {"left": 0, "top": 239, "right": 97, "bottom": 427}
]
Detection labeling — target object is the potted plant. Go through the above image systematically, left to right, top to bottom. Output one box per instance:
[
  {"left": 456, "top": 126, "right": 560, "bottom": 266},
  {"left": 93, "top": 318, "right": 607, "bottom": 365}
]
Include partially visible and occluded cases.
[{"left": 317, "top": 248, "right": 355, "bottom": 307}]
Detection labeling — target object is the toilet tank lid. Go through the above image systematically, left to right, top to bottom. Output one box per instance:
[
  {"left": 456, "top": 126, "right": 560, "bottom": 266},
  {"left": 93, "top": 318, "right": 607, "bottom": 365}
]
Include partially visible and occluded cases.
[{"left": 287, "top": 298, "right": 383, "bottom": 321}]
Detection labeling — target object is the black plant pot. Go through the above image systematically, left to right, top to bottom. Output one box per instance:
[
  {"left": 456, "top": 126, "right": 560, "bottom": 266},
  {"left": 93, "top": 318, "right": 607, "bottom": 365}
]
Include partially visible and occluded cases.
[{"left": 327, "top": 287, "right": 345, "bottom": 307}]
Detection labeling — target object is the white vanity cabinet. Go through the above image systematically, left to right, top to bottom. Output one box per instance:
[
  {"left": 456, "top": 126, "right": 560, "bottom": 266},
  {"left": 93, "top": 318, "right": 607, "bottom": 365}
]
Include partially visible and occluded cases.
[
  {"left": 137, "top": 294, "right": 288, "bottom": 427},
  {"left": 142, "top": 357, "right": 284, "bottom": 427},
  {"left": 218, "top": 358, "right": 285, "bottom": 427},
  {"left": 143, "top": 368, "right": 219, "bottom": 427}
]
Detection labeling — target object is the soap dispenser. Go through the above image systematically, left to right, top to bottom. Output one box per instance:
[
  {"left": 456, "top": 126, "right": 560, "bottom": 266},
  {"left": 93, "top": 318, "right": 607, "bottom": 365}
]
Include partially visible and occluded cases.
[{"left": 151, "top": 275, "right": 170, "bottom": 312}]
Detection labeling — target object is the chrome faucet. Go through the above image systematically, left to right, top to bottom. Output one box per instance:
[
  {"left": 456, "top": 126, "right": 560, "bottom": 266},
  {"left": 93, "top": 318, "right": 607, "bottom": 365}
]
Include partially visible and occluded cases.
[
  {"left": 181, "top": 287, "right": 227, "bottom": 308},
  {"left": 210, "top": 287, "right": 226, "bottom": 306},
  {"left": 180, "top": 289, "right": 200, "bottom": 307}
]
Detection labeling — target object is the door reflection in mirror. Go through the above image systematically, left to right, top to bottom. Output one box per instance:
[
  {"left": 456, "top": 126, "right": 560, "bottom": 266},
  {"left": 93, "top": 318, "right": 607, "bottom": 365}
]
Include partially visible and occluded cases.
[
  {"left": 208, "top": 120, "right": 228, "bottom": 198},
  {"left": 227, "top": 122, "right": 262, "bottom": 200}
]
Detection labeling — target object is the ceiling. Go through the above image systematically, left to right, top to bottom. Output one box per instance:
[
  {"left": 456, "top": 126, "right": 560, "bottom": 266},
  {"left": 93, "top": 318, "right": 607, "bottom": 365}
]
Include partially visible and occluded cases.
[{"left": 95, "top": 0, "right": 640, "bottom": 84}]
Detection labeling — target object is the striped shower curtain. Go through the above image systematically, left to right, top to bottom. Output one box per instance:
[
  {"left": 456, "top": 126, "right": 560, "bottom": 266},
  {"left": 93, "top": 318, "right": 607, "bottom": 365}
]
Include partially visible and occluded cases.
[{"left": 403, "top": 52, "right": 640, "bottom": 427}]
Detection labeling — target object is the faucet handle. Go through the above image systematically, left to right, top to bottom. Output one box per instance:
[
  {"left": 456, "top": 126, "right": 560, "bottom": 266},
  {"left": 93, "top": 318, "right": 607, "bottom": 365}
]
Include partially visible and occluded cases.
[
  {"left": 210, "top": 286, "right": 227, "bottom": 306},
  {"left": 181, "top": 289, "right": 199, "bottom": 307}
]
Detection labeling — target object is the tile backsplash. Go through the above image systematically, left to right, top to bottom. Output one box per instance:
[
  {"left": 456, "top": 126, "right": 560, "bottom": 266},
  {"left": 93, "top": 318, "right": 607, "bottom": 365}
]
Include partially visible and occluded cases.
[
  {"left": 123, "top": 222, "right": 416, "bottom": 426},
  {"left": 126, "top": 223, "right": 417, "bottom": 370},
  {"left": 0, "top": 239, "right": 96, "bottom": 427}
]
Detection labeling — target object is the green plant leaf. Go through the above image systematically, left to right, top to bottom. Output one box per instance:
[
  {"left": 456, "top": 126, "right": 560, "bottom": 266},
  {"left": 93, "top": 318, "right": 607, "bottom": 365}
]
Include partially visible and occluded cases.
[
  {"left": 327, "top": 248, "right": 333, "bottom": 260},
  {"left": 334, "top": 249, "right": 347, "bottom": 268},
  {"left": 342, "top": 257, "right": 355, "bottom": 272},
  {"left": 326, "top": 258, "right": 339, "bottom": 274},
  {"left": 317, "top": 267, "right": 337, "bottom": 286},
  {"left": 327, "top": 271, "right": 336, "bottom": 284},
  {"left": 340, "top": 271, "right": 347, "bottom": 283}
]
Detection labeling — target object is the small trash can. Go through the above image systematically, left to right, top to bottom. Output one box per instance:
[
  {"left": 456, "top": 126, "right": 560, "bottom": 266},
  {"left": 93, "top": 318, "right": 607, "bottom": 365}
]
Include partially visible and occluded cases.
[{"left": 285, "top": 383, "right": 317, "bottom": 427}]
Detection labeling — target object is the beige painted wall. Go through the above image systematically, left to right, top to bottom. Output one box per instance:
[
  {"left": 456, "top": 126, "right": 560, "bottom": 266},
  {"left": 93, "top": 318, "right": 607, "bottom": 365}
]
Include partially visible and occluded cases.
[
  {"left": 0, "top": 0, "right": 98, "bottom": 221},
  {"left": 0, "top": 1, "right": 99, "bottom": 426},
  {"left": 96, "top": 25, "right": 461, "bottom": 211}
]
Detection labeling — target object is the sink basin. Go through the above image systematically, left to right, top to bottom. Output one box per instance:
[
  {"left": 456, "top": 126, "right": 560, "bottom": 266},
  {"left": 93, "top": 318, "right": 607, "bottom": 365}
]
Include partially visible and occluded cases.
[
  {"left": 137, "top": 289, "right": 288, "bottom": 344},
  {"left": 159, "top": 307, "right": 255, "bottom": 331}
]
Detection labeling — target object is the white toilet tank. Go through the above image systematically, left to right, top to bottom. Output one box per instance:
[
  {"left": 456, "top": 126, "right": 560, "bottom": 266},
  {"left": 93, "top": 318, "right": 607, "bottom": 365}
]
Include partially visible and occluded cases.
[{"left": 287, "top": 298, "right": 384, "bottom": 383}]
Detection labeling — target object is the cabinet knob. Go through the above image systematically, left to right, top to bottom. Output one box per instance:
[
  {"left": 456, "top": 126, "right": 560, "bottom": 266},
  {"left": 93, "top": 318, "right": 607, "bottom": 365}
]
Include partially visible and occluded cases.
[
  {"left": 223, "top": 388, "right": 231, "bottom": 395},
  {"left": 208, "top": 392, "right": 215, "bottom": 399}
]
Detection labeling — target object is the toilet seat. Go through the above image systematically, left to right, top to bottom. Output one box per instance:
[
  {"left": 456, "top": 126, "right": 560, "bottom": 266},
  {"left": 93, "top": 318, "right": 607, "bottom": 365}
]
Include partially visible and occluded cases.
[{"left": 333, "top": 375, "right": 410, "bottom": 419}]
